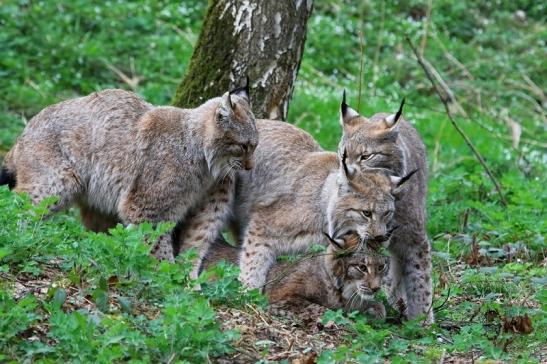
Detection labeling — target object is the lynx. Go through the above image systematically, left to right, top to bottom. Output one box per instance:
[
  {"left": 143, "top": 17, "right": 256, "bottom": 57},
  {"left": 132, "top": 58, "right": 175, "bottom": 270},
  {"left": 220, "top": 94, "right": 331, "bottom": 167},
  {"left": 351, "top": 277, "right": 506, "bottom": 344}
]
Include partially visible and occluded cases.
[
  {"left": 0, "top": 86, "right": 258, "bottom": 279},
  {"left": 338, "top": 92, "right": 433, "bottom": 323},
  {"left": 233, "top": 119, "right": 415, "bottom": 290},
  {"left": 202, "top": 234, "right": 388, "bottom": 319}
]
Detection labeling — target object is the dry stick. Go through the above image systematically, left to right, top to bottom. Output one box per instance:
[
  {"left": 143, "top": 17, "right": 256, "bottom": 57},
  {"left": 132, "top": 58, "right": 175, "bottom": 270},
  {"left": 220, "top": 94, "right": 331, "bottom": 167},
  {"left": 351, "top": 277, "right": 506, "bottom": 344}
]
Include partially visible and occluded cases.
[
  {"left": 357, "top": 30, "right": 365, "bottom": 112},
  {"left": 405, "top": 35, "right": 508, "bottom": 206}
]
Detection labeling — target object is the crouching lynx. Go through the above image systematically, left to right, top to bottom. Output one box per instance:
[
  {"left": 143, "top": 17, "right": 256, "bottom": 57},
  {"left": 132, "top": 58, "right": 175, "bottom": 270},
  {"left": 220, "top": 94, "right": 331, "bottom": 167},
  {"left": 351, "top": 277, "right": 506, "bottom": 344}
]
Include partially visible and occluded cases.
[
  {"left": 0, "top": 86, "right": 257, "bottom": 279},
  {"left": 338, "top": 92, "right": 433, "bottom": 323},
  {"left": 233, "top": 119, "right": 415, "bottom": 290},
  {"left": 202, "top": 234, "right": 388, "bottom": 319}
]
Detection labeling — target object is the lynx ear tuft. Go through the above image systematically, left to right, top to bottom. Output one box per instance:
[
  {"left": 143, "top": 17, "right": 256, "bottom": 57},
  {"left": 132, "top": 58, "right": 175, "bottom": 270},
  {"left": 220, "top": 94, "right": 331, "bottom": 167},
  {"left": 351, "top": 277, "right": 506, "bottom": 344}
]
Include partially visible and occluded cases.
[
  {"left": 229, "top": 76, "right": 250, "bottom": 104},
  {"left": 340, "top": 90, "right": 360, "bottom": 127},
  {"left": 383, "top": 98, "right": 405, "bottom": 130},
  {"left": 341, "top": 148, "right": 351, "bottom": 180},
  {"left": 391, "top": 168, "right": 418, "bottom": 194},
  {"left": 324, "top": 232, "right": 344, "bottom": 251}
]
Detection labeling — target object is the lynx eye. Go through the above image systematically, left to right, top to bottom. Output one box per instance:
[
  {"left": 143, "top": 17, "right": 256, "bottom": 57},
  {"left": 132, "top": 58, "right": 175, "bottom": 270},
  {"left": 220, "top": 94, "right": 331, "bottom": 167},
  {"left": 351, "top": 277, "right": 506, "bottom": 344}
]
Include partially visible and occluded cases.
[
  {"left": 360, "top": 153, "right": 375, "bottom": 161},
  {"left": 362, "top": 210, "right": 372, "bottom": 219},
  {"left": 383, "top": 210, "right": 393, "bottom": 219},
  {"left": 378, "top": 264, "right": 387, "bottom": 272},
  {"left": 358, "top": 265, "right": 369, "bottom": 274}
]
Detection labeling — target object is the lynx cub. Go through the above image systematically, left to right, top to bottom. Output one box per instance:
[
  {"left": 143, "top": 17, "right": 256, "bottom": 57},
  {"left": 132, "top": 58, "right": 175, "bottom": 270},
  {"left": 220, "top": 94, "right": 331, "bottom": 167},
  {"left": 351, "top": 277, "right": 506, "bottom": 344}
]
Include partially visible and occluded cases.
[
  {"left": 1, "top": 86, "right": 257, "bottom": 279},
  {"left": 338, "top": 92, "right": 433, "bottom": 323},
  {"left": 234, "top": 119, "right": 415, "bottom": 290},
  {"left": 202, "top": 234, "right": 388, "bottom": 319},
  {"left": 266, "top": 234, "right": 389, "bottom": 319}
]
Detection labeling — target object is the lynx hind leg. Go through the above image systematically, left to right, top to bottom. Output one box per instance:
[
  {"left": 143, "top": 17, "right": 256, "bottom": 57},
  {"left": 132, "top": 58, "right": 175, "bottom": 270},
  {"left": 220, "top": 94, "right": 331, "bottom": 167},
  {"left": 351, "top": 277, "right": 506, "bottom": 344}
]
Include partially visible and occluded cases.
[
  {"left": 14, "top": 161, "right": 82, "bottom": 214},
  {"left": 78, "top": 203, "right": 119, "bottom": 233},
  {"left": 239, "top": 226, "right": 277, "bottom": 290}
]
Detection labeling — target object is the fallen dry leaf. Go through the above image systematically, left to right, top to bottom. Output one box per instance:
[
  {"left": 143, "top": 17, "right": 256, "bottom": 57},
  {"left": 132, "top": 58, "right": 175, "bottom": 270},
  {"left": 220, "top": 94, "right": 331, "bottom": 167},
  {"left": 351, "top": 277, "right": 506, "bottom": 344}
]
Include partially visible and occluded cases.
[{"left": 503, "top": 314, "right": 533, "bottom": 334}]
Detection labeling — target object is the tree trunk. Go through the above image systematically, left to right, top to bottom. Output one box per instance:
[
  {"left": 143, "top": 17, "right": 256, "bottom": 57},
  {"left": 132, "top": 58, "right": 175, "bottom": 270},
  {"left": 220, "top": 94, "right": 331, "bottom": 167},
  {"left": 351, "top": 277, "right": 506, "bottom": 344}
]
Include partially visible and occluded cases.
[{"left": 173, "top": 0, "right": 313, "bottom": 121}]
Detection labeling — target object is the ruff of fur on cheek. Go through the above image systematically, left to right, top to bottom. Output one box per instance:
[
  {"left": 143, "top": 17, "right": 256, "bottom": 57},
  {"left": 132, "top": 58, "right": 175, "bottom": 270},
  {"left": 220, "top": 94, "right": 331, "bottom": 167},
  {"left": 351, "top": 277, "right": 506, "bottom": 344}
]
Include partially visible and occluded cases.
[{"left": 206, "top": 149, "right": 235, "bottom": 182}]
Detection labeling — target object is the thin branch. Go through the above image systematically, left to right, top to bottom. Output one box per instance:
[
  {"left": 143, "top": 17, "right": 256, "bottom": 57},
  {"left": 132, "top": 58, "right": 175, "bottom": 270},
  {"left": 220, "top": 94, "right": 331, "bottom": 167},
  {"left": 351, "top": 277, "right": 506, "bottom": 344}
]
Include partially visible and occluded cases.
[
  {"left": 372, "top": 0, "right": 385, "bottom": 96},
  {"left": 419, "top": 0, "right": 433, "bottom": 56},
  {"left": 357, "top": 30, "right": 365, "bottom": 112},
  {"left": 405, "top": 35, "right": 508, "bottom": 206}
]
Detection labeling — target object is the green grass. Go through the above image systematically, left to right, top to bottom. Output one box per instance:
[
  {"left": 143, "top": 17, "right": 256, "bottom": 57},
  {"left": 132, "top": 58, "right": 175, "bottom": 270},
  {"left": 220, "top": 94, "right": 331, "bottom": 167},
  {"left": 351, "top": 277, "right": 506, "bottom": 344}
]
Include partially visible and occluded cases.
[{"left": 1, "top": 0, "right": 546, "bottom": 362}]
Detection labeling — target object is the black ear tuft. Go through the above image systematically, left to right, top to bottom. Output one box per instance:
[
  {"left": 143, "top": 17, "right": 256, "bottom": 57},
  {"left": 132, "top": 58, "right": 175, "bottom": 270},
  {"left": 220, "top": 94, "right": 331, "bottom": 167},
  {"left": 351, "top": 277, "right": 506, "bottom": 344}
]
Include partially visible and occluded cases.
[
  {"left": 229, "top": 77, "right": 250, "bottom": 103},
  {"left": 341, "top": 89, "right": 348, "bottom": 116},
  {"left": 393, "top": 98, "right": 406, "bottom": 125},
  {"left": 341, "top": 148, "right": 350, "bottom": 179},
  {"left": 396, "top": 168, "right": 418, "bottom": 188},
  {"left": 324, "top": 232, "right": 344, "bottom": 251}
]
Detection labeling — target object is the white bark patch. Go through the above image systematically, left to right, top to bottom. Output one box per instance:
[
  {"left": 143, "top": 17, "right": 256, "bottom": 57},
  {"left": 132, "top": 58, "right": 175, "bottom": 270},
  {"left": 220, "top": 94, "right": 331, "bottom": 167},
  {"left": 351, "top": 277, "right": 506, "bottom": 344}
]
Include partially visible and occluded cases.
[
  {"left": 294, "top": 0, "right": 303, "bottom": 9},
  {"left": 219, "top": 1, "right": 235, "bottom": 20},
  {"left": 233, "top": 1, "right": 257, "bottom": 36},
  {"left": 274, "top": 12, "right": 282, "bottom": 38},
  {"left": 259, "top": 38, "right": 268, "bottom": 52},
  {"left": 258, "top": 62, "right": 276, "bottom": 87}
]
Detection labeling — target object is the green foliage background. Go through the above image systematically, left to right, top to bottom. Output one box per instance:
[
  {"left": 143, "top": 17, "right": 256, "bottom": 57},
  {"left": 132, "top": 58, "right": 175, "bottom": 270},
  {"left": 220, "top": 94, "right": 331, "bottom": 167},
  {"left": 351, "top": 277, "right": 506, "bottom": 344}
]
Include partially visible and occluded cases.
[{"left": 0, "top": 0, "right": 545, "bottom": 362}]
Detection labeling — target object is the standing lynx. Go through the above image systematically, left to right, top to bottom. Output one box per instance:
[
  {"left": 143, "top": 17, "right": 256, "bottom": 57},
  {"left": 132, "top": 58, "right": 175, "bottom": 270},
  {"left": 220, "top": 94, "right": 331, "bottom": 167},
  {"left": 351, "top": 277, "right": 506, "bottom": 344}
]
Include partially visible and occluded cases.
[
  {"left": 0, "top": 86, "right": 257, "bottom": 279},
  {"left": 338, "top": 93, "right": 433, "bottom": 323},
  {"left": 234, "top": 119, "right": 415, "bottom": 290}
]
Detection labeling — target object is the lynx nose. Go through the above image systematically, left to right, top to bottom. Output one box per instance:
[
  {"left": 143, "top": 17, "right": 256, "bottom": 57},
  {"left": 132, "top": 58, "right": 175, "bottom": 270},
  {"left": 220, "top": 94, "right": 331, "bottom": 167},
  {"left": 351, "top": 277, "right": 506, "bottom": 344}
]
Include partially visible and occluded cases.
[
  {"left": 244, "top": 158, "right": 253, "bottom": 170},
  {"left": 371, "top": 286, "right": 381, "bottom": 293}
]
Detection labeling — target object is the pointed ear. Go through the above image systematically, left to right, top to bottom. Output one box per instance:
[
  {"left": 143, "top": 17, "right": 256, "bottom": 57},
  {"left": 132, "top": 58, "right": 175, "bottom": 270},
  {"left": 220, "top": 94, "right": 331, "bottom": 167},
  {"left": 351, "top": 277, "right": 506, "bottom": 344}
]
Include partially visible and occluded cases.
[
  {"left": 229, "top": 76, "right": 250, "bottom": 104},
  {"left": 340, "top": 89, "right": 360, "bottom": 127},
  {"left": 219, "top": 91, "right": 234, "bottom": 119},
  {"left": 383, "top": 98, "right": 405, "bottom": 131},
  {"left": 390, "top": 168, "right": 417, "bottom": 194},
  {"left": 324, "top": 232, "right": 344, "bottom": 251}
]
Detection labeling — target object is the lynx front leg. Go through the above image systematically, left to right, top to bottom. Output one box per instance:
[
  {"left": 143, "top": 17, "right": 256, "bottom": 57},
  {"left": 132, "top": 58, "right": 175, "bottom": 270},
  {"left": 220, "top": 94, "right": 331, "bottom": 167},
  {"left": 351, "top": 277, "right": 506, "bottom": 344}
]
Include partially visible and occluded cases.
[
  {"left": 179, "top": 177, "right": 235, "bottom": 282},
  {"left": 119, "top": 194, "right": 180, "bottom": 263},
  {"left": 239, "top": 221, "right": 278, "bottom": 290},
  {"left": 150, "top": 233, "right": 176, "bottom": 263},
  {"left": 389, "top": 235, "right": 433, "bottom": 323},
  {"left": 403, "top": 240, "right": 433, "bottom": 323},
  {"left": 360, "top": 300, "right": 386, "bottom": 320}
]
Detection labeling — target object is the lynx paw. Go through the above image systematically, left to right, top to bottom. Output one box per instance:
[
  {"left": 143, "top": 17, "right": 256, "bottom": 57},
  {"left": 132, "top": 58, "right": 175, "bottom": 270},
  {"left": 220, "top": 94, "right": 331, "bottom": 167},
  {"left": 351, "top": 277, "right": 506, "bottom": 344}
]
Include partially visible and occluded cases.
[{"left": 363, "top": 301, "right": 386, "bottom": 320}]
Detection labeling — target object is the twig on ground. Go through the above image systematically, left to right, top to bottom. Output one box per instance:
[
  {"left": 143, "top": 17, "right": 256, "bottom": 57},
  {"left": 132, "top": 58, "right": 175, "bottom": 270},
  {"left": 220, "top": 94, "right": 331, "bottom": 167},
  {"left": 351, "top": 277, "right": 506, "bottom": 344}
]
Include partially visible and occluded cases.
[
  {"left": 405, "top": 35, "right": 508, "bottom": 206},
  {"left": 433, "top": 285, "right": 451, "bottom": 314},
  {"left": 245, "top": 304, "right": 270, "bottom": 326}
]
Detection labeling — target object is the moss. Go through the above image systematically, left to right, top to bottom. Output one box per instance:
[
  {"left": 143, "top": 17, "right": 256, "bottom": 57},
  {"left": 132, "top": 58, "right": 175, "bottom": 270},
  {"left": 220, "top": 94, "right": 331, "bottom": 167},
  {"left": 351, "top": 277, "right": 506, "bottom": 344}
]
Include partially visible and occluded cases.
[{"left": 172, "top": 1, "right": 237, "bottom": 108}]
